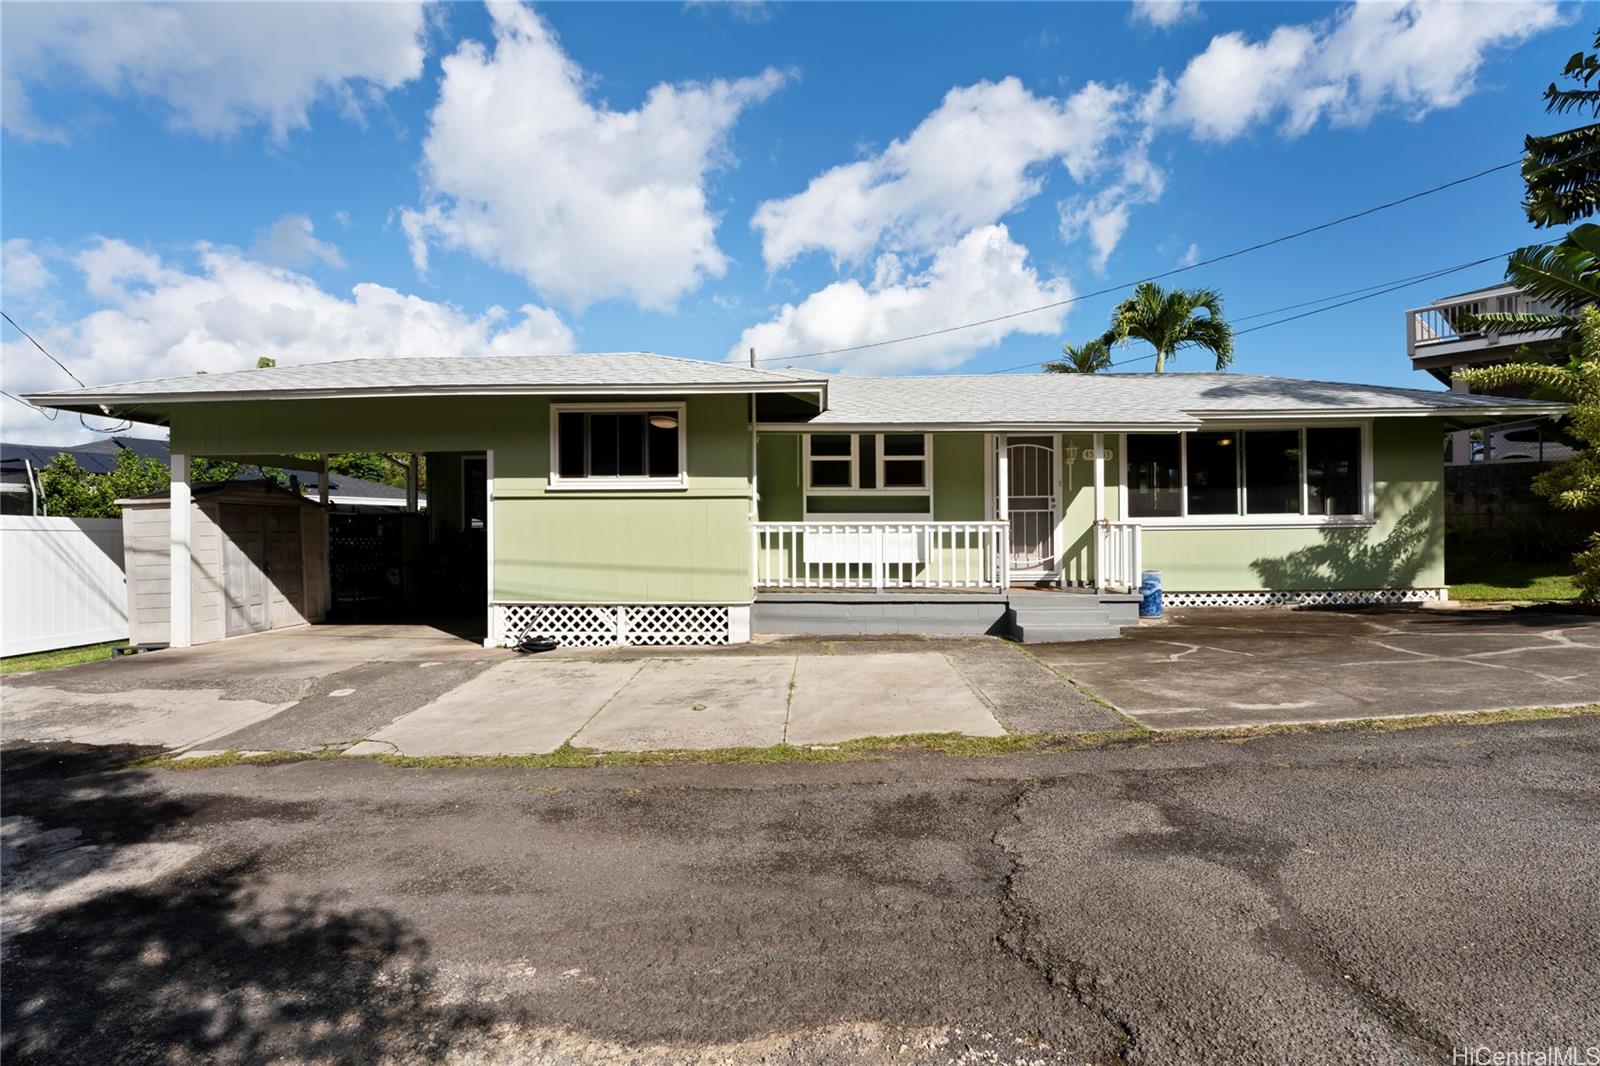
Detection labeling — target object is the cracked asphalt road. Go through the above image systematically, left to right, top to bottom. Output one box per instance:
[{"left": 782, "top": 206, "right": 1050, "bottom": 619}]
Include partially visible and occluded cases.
[{"left": 3, "top": 713, "right": 1598, "bottom": 1064}]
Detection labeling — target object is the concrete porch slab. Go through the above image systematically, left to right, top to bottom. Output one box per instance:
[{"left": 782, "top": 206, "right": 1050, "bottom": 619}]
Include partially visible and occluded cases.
[
  {"left": 785, "top": 651, "right": 1005, "bottom": 745},
  {"left": 571, "top": 657, "right": 794, "bottom": 752},
  {"left": 359, "top": 660, "right": 642, "bottom": 756}
]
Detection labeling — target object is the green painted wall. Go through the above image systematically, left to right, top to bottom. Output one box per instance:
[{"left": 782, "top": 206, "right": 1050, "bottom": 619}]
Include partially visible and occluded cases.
[
  {"left": 171, "top": 394, "right": 755, "bottom": 604},
  {"left": 1128, "top": 420, "right": 1445, "bottom": 591},
  {"left": 754, "top": 431, "right": 987, "bottom": 520}
]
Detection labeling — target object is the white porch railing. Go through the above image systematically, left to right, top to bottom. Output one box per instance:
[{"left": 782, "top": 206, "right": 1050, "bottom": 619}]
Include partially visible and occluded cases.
[
  {"left": 753, "top": 521, "right": 1009, "bottom": 591},
  {"left": 1096, "top": 521, "right": 1142, "bottom": 594}
]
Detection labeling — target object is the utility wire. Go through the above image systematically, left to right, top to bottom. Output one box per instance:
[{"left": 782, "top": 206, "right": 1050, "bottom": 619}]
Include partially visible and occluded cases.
[
  {"left": 757, "top": 156, "right": 1523, "bottom": 365},
  {"left": 982, "top": 245, "right": 1536, "bottom": 376},
  {"left": 1, "top": 308, "right": 135, "bottom": 432},
  {"left": 1, "top": 309, "right": 85, "bottom": 387},
  {"left": 2, "top": 389, "right": 61, "bottom": 421}
]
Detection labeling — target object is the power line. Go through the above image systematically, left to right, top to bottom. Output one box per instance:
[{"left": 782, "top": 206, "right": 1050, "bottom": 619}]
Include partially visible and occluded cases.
[
  {"left": 757, "top": 156, "right": 1523, "bottom": 365},
  {"left": 983, "top": 245, "right": 1533, "bottom": 376},
  {"left": 1, "top": 309, "right": 85, "bottom": 387},
  {"left": 2, "top": 389, "right": 61, "bottom": 421}
]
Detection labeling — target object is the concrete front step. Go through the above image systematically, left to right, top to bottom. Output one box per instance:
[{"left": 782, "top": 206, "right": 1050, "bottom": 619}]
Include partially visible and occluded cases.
[
  {"left": 1009, "top": 606, "right": 1115, "bottom": 625},
  {"left": 1011, "top": 622, "right": 1124, "bottom": 644}
]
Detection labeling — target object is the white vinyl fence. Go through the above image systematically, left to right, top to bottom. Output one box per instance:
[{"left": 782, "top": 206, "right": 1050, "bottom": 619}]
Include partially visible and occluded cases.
[{"left": 1, "top": 516, "right": 128, "bottom": 657}]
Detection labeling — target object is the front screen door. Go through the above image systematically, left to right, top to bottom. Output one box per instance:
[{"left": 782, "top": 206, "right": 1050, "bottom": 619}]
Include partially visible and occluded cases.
[{"left": 1004, "top": 436, "right": 1057, "bottom": 575}]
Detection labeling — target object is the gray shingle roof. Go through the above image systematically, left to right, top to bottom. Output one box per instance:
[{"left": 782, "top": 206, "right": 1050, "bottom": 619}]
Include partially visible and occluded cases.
[
  {"left": 25, "top": 352, "right": 1564, "bottom": 428},
  {"left": 26, "top": 352, "right": 826, "bottom": 405},
  {"left": 771, "top": 371, "right": 1566, "bottom": 427}
]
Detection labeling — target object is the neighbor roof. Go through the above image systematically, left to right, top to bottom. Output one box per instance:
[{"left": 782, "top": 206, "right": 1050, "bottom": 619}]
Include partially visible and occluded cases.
[
  {"left": 25, "top": 352, "right": 829, "bottom": 421},
  {"left": 763, "top": 371, "right": 1566, "bottom": 429}
]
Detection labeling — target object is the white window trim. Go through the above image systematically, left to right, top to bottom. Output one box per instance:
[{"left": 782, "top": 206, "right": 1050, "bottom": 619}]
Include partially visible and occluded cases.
[
  {"left": 548, "top": 401, "right": 689, "bottom": 491},
  {"left": 1117, "top": 422, "right": 1374, "bottom": 527},
  {"left": 802, "top": 432, "right": 932, "bottom": 495}
]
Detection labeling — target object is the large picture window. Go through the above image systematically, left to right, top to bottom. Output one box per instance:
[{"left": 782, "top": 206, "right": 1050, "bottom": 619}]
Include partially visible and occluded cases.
[
  {"left": 550, "top": 404, "right": 686, "bottom": 489},
  {"left": 1124, "top": 426, "right": 1367, "bottom": 522},
  {"left": 804, "top": 433, "right": 931, "bottom": 493}
]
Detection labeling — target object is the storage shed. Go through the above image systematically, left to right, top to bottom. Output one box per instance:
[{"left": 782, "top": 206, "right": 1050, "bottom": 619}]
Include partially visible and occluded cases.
[{"left": 120, "top": 480, "right": 329, "bottom": 646}]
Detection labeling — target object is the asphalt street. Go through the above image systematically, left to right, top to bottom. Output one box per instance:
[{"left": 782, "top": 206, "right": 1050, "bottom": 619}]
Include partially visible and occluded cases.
[{"left": 3, "top": 713, "right": 1598, "bottom": 1064}]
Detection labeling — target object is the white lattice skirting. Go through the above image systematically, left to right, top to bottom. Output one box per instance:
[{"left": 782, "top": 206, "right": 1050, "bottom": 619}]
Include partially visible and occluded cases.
[
  {"left": 1162, "top": 588, "right": 1448, "bottom": 608},
  {"left": 494, "top": 604, "right": 741, "bottom": 647}
]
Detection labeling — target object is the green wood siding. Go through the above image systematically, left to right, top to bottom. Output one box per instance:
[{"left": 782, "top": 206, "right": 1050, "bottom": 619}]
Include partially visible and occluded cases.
[
  {"left": 170, "top": 394, "right": 755, "bottom": 604},
  {"left": 1128, "top": 420, "right": 1445, "bottom": 591}
]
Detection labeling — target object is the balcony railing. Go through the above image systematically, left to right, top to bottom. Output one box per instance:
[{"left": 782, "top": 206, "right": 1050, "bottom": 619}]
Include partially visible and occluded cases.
[
  {"left": 1406, "top": 290, "right": 1562, "bottom": 357},
  {"left": 1096, "top": 520, "right": 1142, "bottom": 594},
  {"left": 753, "top": 521, "right": 1009, "bottom": 592}
]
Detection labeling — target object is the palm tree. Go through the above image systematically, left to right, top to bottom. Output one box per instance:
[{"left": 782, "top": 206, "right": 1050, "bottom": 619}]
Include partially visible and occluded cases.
[
  {"left": 1467, "top": 224, "right": 1600, "bottom": 340},
  {"left": 1103, "top": 282, "right": 1234, "bottom": 373},
  {"left": 1043, "top": 337, "right": 1112, "bottom": 374}
]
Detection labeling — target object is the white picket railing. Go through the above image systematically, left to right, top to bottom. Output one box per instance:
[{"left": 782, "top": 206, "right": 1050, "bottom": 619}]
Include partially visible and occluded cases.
[
  {"left": 1, "top": 516, "right": 128, "bottom": 657},
  {"left": 753, "top": 521, "right": 1009, "bottom": 591},
  {"left": 1096, "top": 521, "right": 1142, "bottom": 594}
]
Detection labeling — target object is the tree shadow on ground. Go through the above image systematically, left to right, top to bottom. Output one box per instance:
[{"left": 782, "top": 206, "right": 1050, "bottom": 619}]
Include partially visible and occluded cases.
[{"left": 1, "top": 743, "right": 492, "bottom": 1065}]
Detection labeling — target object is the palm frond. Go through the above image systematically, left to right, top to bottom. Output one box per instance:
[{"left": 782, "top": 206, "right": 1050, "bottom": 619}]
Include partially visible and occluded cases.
[
  {"left": 1503, "top": 230, "right": 1600, "bottom": 313},
  {"left": 1456, "top": 311, "right": 1575, "bottom": 336}
]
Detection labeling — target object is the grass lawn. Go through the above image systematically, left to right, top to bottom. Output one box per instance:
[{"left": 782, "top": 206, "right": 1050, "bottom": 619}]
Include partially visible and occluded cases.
[
  {"left": 1447, "top": 555, "right": 1581, "bottom": 602},
  {"left": 0, "top": 641, "right": 124, "bottom": 675}
]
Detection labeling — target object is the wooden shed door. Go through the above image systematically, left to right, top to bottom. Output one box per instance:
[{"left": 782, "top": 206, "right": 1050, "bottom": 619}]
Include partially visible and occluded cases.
[
  {"left": 220, "top": 506, "right": 269, "bottom": 636},
  {"left": 265, "top": 507, "right": 305, "bottom": 627}
]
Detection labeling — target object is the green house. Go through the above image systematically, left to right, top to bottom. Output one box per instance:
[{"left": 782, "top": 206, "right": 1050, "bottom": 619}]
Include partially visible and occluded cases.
[{"left": 28, "top": 353, "right": 1564, "bottom": 647}]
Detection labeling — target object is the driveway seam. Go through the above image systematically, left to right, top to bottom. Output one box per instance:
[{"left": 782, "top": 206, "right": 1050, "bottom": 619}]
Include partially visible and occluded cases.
[
  {"left": 940, "top": 650, "right": 999, "bottom": 714},
  {"left": 782, "top": 655, "right": 798, "bottom": 744},
  {"left": 562, "top": 660, "right": 651, "bottom": 749}
]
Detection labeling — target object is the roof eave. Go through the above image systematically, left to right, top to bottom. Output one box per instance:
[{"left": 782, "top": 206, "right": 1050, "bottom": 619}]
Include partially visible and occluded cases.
[{"left": 25, "top": 378, "right": 829, "bottom": 414}]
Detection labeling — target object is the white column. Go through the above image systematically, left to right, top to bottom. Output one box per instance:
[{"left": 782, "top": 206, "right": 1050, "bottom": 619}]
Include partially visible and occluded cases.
[
  {"left": 1092, "top": 433, "right": 1105, "bottom": 593},
  {"left": 996, "top": 435, "right": 1010, "bottom": 520},
  {"left": 169, "top": 452, "right": 192, "bottom": 648},
  {"left": 405, "top": 453, "right": 419, "bottom": 512},
  {"left": 317, "top": 454, "right": 330, "bottom": 507}
]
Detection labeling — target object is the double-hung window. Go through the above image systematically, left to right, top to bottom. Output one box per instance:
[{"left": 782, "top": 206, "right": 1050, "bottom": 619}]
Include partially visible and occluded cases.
[
  {"left": 550, "top": 403, "right": 686, "bottom": 489},
  {"left": 1123, "top": 426, "right": 1368, "bottom": 522},
  {"left": 804, "top": 433, "right": 931, "bottom": 493}
]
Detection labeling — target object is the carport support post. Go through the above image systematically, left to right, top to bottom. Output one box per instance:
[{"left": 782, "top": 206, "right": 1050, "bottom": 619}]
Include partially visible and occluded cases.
[
  {"left": 169, "top": 453, "right": 192, "bottom": 648},
  {"left": 405, "top": 453, "right": 419, "bottom": 512},
  {"left": 318, "top": 454, "right": 330, "bottom": 507}
]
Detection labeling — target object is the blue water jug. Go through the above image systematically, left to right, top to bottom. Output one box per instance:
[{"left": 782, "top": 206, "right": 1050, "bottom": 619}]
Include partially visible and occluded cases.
[{"left": 1139, "top": 570, "right": 1163, "bottom": 619}]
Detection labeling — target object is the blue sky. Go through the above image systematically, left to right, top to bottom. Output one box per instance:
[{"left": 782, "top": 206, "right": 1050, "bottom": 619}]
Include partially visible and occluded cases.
[{"left": 0, "top": 0, "right": 1586, "bottom": 443}]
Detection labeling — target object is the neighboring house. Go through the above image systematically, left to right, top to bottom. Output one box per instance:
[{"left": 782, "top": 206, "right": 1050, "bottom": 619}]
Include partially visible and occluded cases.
[
  {"left": 1405, "top": 283, "right": 1575, "bottom": 465},
  {"left": 26, "top": 353, "right": 1563, "bottom": 648},
  {"left": 0, "top": 436, "right": 421, "bottom": 514}
]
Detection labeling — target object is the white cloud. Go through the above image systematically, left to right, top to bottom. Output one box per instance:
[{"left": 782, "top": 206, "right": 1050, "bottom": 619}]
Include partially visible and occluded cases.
[
  {"left": 1, "top": 1, "right": 428, "bottom": 142},
  {"left": 1130, "top": 1, "right": 1200, "bottom": 30},
  {"left": 1170, "top": 1, "right": 1561, "bottom": 142},
  {"left": 402, "top": 3, "right": 786, "bottom": 311},
  {"left": 752, "top": 77, "right": 1129, "bottom": 269},
  {"left": 255, "top": 215, "right": 346, "bottom": 270},
  {"left": 730, "top": 225, "right": 1071, "bottom": 373},
  {"left": 4, "top": 238, "right": 574, "bottom": 423},
  {"left": 2, "top": 239, "right": 56, "bottom": 304},
  {"left": 1179, "top": 242, "right": 1200, "bottom": 267}
]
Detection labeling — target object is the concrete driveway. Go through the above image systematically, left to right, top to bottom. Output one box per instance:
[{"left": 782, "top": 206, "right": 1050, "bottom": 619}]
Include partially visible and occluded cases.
[
  {"left": 1034, "top": 606, "right": 1600, "bottom": 730},
  {"left": 1, "top": 625, "right": 1123, "bottom": 756}
]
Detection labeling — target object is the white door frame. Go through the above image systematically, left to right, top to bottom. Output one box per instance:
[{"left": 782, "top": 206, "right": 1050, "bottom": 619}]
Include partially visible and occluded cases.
[{"left": 998, "top": 434, "right": 1061, "bottom": 581}]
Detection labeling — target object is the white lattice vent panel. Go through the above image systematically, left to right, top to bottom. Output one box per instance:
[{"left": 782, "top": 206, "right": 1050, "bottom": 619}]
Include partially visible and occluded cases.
[
  {"left": 1163, "top": 588, "right": 1447, "bottom": 608},
  {"left": 496, "top": 604, "right": 730, "bottom": 647},
  {"left": 623, "top": 605, "right": 729, "bottom": 645}
]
